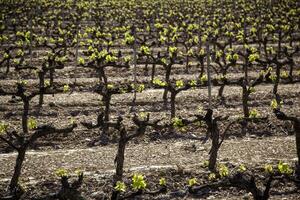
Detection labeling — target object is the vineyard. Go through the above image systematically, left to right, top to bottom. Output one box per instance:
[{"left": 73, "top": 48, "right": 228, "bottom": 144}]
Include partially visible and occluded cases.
[{"left": 0, "top": 0, "right": 300, "bottom": 199}]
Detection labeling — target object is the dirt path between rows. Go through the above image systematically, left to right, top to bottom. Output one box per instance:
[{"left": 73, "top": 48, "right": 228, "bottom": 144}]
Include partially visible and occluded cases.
[{"left": 0, "top": 136, "right": 296, "bottom": 183}]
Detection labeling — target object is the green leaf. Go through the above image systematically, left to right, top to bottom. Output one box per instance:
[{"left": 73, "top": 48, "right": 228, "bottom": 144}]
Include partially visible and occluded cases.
[
  {"left": 154, "top": 23, "right": 163, "bottom": 29},
  {"left": 124, "top": 31, "right": 134, "bottom": 45},
  {"left": 201, "top": 35, "right": 208, "bottom": 42},
  {"left": 140, "top": 45, "right": 151, "bottom": 55},
  {"left": 168, "top": 46, "right": 178, "bottom": 57},
  {"left": 199, "top": 48, "right": 205, "bottom": 56},
  {"left": 17, "top": 49, "right": 24, "bottom": 57},
  {"left": 98, "top": 49, "right": 108, "bottom": 59},
  {"left": 187, "top": 49, "right": 194, "bottom": 56},
  {"left": 216, "top": 50, "right": 222, "bottom": 58},
  {"left": 4, "top": 52, "right": 10, "bottom": 59},
  {"left": 233, "top": 53, "right": 239, "bottom": 61},
  {"left": 248, "top": 53, "right": 260, "bottom": 63},
  {"left": 105, "top": 54, "right": 117, "bottom": 63},
  {"left": 226, "top": 54, "right": 232, "bottom": 62},
  {"left": 124, "top": 55, "right": 132, "bottom": 63},
  {"left": 77, "top": 57, "right": 85, "bottom": 65},
  {"left": 161, "top": 58, "right": 167, "bottom": 65},
  {"left": 13, "top": 59, "right": 20, "bottom": 65},
  {"left": 280, "top": 71, "right": 289, "bottom": 79},
  {"left": 270, "top": 73, "right": 277, "bottom": 82},
  {"left": 200, "top": 74, "right": 208, "bottom": 84},
  {"left": 153, "top": 78, "right": 167, "bottom": 87},
  {"left": 19, "top": 80, "right": 28, "bottom": 86},
  {"left": 44, "top": 80, "right": 50, "bottom": 87},
  {"left": 176, "top": 80, "right": 184, "bottom": 88},
  {"left": 189, "top": 80, "right": 197, "bottom": 87},
  {"left": 63, "top": 84, "right": 70, "bottom": 93},
  {"left": 107, "top": 84, "right": 114, "bottom": 89},
  {"left": 131, "top": 84, "right": 145, "bottom": 93},
  {"left": 248, "top": 87, "right": 255, "bottom": 94},
  {"left": 270, "top": 99, "right": 283, "bottom": 110},
  {"left": 249, "top": 109, "right": 260, "bottom": 118},
  {"left": 138, "top": 112, "right": 148, "bottom": 120},
  {"left": 172, "top": 117, "right": 184, "bottom": 128},
  {"left": 28, "top": 118, "right": 37, "bottom": 130},
  {"left": 0, "top": 123, "right": 8, "bottom": 135},
  {"left": 202, "top": 160, "right": 209, "bottom": 168},
  {"left": 278, "top": 161, "right": 293, "bottom": 175},
  {"left": 218, "top": 164, "right": 229, "bottom": 178},
  {"left": 238, "top": 164, "right": 247, "bottom": 172},
  {"left": 264, "top": 164, "right": 273, "bottom": 174},
  {"left": 55, "top": 168, "right": 68, "bottom": 177},
  {"left": 208, "top": 173, "right": 216, "bottom": 181},
  {"left": 132, "top": 174, "right": 147, "bottom": 190},
  {"left": 159, "top": 177, "right": 166, "bottom": 186},
  {"left": 188, "top": 178, "right": 197, "bottom": 187},
  {"left": 115, "top": 181, "right": 126, "bottom": 192}
]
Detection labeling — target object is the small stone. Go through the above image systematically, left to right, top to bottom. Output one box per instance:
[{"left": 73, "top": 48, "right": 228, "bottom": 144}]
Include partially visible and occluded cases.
[
  {"left": 90, "top": 191, "right": 105, "bottom": 199},
  {"left": 242, "top": 192, "right": 252, "bottom": 199},
  {"left": 207, "top": 195, "right": 215, "bottom": 199}
]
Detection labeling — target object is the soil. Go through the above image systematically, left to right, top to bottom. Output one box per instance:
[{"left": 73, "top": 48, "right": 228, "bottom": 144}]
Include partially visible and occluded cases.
[{"left": 0, "top": 63, "right": 300, "bottom": 199}]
